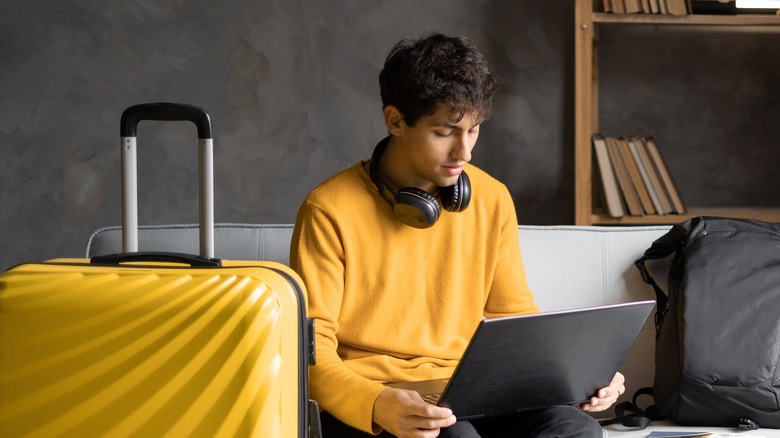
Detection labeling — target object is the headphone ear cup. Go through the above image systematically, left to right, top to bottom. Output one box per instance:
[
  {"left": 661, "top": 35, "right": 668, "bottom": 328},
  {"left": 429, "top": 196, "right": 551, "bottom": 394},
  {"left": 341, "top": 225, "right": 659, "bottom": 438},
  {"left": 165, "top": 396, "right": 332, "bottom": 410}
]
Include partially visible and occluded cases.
[
  {"left": 440, "top": 171, "right": 471, "bottom": 213},
  {"left": 393, "top": 188, "right": 441, "bottom": 228}
]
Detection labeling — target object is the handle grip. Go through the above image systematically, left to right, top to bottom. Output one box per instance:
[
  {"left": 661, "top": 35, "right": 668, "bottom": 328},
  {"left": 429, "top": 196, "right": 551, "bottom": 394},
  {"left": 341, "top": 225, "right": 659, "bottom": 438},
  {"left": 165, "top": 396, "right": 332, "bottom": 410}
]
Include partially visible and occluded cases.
[
  {"left": 120, "top": 102, "right": 212, "bottom": 139},
  {"left": 120, "top": 102, "right": 215, "bottom": 257},
  {"left": 91, "top": 251, "right": 222, "bottom": 268}
]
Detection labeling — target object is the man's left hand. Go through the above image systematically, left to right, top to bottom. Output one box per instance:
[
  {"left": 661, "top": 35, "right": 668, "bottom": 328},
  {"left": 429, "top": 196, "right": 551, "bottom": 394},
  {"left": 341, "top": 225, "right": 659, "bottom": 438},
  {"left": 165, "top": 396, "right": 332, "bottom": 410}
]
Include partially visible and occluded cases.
[{"left": 580, "top": 372, "right": 625, "bottom": 412}]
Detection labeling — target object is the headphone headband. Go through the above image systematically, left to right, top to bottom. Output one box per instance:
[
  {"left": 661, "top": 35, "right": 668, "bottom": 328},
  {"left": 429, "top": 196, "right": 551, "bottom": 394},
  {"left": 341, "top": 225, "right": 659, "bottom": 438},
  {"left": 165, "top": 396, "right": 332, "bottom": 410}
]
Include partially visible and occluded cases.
[{"left": 369, "top": 137, "right": 470, "bottom": 228}]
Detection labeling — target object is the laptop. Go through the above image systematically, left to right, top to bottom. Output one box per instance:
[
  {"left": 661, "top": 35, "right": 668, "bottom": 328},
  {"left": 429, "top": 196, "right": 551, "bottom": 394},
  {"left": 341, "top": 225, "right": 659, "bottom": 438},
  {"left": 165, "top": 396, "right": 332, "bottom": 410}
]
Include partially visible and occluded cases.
[{"left": 387, "top": 300, "right": 654, "bottom": 420}]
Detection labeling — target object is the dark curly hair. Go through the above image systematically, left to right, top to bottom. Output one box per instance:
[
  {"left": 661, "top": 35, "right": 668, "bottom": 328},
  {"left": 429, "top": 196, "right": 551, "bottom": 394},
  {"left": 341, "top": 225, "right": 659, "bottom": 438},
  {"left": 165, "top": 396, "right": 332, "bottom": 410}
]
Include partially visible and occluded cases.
[{"left": 379, "top": 33, "right": 498, "bottom": 127}]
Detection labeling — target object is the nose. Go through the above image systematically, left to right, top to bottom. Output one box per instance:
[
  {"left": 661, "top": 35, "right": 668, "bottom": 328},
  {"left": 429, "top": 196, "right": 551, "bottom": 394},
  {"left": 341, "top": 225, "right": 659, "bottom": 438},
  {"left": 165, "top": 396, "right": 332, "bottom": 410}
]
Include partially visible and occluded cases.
[{"left": 451, "top": 133, "right": 474, "bottom": 164}]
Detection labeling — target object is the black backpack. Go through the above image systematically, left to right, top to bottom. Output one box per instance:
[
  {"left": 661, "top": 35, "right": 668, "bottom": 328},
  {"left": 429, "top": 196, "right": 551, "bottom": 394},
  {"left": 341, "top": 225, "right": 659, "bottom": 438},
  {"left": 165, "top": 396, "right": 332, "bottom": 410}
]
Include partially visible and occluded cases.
[{"left": 626, "top": 216, "right": 780, "bottom": 429}]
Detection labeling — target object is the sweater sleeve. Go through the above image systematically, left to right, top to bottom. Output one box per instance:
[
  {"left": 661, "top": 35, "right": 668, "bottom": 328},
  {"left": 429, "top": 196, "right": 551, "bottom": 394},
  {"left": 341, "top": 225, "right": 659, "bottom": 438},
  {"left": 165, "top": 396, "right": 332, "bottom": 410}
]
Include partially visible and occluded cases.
[
  {"left": 483, "top": 188, "right": 540, "bottom": 318},
  {"left": 290, "top": 200, "right": 387, "bottom": 434}
]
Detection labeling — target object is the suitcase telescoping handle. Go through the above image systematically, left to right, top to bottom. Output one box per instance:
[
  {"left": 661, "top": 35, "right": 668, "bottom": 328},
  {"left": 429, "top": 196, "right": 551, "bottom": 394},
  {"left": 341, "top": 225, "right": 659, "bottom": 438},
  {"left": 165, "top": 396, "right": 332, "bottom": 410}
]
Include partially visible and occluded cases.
[{"left": 120, "top": 102, "right": 215, "bottom": 258}]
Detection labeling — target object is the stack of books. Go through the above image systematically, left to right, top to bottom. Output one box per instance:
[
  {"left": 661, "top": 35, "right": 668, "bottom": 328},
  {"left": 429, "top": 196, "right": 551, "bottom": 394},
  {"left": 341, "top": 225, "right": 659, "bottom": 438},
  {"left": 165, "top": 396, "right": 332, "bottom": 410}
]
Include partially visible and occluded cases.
[
  {"left": 602, "top": 0, "right": 690, "bottom": 15},
  {"left": 592, "top": 134, "right": 686, "bottom": 218}
]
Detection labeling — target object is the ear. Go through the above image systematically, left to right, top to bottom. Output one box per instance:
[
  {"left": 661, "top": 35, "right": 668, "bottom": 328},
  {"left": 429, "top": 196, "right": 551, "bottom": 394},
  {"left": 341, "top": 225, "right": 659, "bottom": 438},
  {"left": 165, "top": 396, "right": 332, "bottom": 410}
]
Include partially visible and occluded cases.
[{"left": 383, "top": 105, "right": 404, "bottom": 136}]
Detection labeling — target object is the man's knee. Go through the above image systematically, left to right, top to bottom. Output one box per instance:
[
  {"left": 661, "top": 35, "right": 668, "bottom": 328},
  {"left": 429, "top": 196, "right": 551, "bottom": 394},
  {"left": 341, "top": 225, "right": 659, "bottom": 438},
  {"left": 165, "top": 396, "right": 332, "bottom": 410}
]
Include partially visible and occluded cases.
[
  {"left": 532, "top": 406, "right": 602, "bottom": 437},
  {"left": 439, "top": 420, "right": 481, "bottom": 438}
]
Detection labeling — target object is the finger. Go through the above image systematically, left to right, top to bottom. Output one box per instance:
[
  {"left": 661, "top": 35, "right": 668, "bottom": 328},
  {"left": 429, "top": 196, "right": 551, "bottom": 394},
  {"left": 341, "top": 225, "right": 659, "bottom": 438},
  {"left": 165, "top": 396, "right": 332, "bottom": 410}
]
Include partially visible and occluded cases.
[
  {"left": 601, "top": 382, "right": 624, "bottom": 399},
  {"left": 394, "top": 390, "right": 451, "bottom": 418},
  {"left": 581, "top": 390, "right": 620, "bottom": 412},
  {"left": 587, "top": 397, "right": 609, "bottom": 411},
  {"left": 401, "top": 400, "right": 456, "bottom": 428},
  {"left": 412, "top": 402, "right": 454, "bottom": 420},
  {"left": 396, "top": 414, "right": 455, "bottom": 438},
  {"left": 413, "top": 414, "right": 457, "bottom": 431}
]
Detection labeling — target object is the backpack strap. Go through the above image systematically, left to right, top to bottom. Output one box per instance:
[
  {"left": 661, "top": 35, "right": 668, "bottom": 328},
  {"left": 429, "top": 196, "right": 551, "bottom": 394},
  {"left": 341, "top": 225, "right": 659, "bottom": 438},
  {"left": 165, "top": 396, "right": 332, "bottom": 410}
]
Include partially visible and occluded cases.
[
  {"left": 634, "top": 218, "right": 699, "bottom": 336},
  {"left": 599, "top": 387, "right": 661, "bottom": 429}
]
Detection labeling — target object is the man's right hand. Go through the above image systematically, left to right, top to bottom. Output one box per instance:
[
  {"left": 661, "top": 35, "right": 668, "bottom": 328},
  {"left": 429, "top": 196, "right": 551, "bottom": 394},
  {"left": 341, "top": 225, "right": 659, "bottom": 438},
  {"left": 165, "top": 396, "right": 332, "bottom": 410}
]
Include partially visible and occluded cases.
[{"left": 372, "top": 387, "right": 457, "bottom": 438}]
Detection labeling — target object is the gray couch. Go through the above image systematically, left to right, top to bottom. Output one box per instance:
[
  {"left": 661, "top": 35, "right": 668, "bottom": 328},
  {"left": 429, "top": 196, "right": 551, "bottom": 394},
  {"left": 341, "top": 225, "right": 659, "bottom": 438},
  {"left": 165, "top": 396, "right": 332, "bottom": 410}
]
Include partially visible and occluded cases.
[{"left": 86, "top": 224, "right": 778, "bottom": 436}]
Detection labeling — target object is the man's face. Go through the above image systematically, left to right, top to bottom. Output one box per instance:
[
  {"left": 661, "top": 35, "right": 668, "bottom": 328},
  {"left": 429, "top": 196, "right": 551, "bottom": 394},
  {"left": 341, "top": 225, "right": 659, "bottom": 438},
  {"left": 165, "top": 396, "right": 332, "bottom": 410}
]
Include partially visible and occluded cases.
[{"left": 393, "top": 105, "right": 480, "bottom": 193}]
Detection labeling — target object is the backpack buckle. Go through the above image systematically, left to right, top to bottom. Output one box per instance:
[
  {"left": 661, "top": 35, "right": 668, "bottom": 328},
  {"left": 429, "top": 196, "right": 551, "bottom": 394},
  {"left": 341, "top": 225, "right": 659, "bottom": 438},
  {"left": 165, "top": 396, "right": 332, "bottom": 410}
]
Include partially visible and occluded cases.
[{"left": 739, "top": 418, "right": 759, "bottom": 430}]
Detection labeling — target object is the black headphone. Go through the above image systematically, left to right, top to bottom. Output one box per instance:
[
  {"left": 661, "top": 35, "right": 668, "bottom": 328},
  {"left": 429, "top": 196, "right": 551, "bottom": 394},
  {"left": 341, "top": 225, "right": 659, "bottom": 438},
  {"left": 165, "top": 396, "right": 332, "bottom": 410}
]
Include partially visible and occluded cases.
[{"left": 369, "top": 137, "right": 471, "bottom": 228}]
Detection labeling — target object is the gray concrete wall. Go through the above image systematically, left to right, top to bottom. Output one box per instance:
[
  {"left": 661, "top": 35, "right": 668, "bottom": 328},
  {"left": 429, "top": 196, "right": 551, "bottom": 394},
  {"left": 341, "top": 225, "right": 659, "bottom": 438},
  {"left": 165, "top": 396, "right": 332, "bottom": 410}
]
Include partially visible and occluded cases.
[{"left": 1, "top": 1, "right": 778, "bottom": 270}]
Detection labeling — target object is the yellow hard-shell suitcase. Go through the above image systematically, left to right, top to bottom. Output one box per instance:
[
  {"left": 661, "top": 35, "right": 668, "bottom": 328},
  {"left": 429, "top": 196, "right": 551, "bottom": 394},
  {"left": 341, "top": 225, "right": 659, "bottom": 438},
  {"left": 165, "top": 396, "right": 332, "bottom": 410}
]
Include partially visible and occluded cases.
[{"left": 0, "top": 104, "right": 317, "bottom": 437}]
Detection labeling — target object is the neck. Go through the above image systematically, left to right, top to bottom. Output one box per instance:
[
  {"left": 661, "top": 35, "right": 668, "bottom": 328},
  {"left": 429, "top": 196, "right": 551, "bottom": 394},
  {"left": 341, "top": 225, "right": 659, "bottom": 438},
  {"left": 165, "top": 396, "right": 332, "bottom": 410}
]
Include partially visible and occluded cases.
[{"left": 375, "top": 136, "right": 436, "bottom": 193}]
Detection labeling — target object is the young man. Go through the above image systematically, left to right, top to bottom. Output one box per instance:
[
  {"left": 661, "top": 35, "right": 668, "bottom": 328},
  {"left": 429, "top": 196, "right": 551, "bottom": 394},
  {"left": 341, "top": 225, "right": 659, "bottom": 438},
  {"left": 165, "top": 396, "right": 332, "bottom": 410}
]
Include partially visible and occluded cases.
[{"left": 290, "top": 33, "right": 624, "bottom": 437}]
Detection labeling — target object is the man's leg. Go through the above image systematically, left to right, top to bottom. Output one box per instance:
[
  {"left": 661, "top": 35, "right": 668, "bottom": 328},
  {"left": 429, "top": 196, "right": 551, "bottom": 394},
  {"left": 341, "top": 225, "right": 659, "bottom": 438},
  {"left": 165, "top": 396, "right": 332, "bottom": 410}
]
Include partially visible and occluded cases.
[
  {"left": 472, "top": 406, "right": 603, "bottom": 437},
  {"left": 320, "top": 411, "right": 482, "bottom": 438},
  {"left": 320, "top": 411, "right": 393, "bottom": 437},
  {"left": 438, "top": 420, "right": 481, "bottom": 438}
]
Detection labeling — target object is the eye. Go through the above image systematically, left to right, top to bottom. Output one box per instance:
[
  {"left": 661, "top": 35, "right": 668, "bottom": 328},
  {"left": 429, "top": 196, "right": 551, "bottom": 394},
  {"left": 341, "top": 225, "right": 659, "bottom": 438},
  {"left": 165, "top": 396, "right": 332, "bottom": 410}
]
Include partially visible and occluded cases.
[{"left": 434, "top": 130, "right": 452, "bottom": 137}]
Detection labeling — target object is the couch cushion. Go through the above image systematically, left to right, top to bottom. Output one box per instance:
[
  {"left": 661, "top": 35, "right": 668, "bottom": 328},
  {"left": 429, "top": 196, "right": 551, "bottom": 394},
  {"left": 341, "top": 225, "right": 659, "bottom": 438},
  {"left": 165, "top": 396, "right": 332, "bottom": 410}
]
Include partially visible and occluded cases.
[
  {"left": 86, "top": 223, "right": 295, "bottom": 265},
  {"left": 86, "top": 224, "right": 671, "bottom": 308},
  {"left": 519, "top": 225, "right": 670, "bottom": 312}
]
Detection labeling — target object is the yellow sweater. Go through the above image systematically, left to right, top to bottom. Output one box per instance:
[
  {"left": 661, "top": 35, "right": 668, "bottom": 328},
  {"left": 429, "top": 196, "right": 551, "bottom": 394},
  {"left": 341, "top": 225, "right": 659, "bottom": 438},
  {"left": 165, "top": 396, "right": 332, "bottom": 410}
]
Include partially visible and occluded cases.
[{"left": 290, "top": 162, "right": 539, "bottom": 433}]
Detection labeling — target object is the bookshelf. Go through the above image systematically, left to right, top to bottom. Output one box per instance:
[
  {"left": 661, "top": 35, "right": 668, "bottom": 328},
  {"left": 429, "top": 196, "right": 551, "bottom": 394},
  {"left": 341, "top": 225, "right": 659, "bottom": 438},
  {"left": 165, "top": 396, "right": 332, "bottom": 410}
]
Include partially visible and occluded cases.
[{"left": 574, "top": 0, "right": 780, "bottom": 225}]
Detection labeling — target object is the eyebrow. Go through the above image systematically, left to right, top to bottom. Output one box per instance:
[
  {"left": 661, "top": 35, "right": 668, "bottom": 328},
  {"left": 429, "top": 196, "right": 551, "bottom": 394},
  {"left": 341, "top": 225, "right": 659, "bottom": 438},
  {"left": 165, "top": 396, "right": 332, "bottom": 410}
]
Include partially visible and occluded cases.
[{"left": 432, "top": 121, "right": 480, "bottom": 130}]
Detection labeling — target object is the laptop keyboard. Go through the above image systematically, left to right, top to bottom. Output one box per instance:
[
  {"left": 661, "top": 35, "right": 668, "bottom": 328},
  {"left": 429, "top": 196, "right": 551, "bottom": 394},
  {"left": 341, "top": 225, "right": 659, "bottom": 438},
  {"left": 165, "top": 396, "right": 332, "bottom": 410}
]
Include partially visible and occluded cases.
[{"left": 421, "top": 393, "right": 441, "bottom": 404}]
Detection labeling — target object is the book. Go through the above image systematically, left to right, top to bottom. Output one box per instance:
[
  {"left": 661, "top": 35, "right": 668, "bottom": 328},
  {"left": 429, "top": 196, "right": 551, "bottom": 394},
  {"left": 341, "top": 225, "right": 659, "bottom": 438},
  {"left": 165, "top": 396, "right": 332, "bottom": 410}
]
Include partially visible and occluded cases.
[
  {"left": 623, "top": 0, "right": 642, "bottom": 13},
  {"left": 648, "top": 0, "right": 660, "bottom": 14},
  {"left": 658, "top": 0, "right": 668, "bottom": 14},
  {"left": 665, "top": 0, "right": 689, "bottom": 15},
  {"left": 592, "top": 135, "right": 627, "bottom": 218},
  {"left": 605, "top": 136, "right": 643, "bottom": 216},
  {"left": 618, "top": 137, "right": 656, "bottom": 214},
  {"left": 628, "top": 137, "right": 665, "bottom": 215},
  {"left": 631, "top": 137, "right": 673, "bottom": 214},
  {"left": 645, "top": 137, "right": 686, "bottom": 214}
]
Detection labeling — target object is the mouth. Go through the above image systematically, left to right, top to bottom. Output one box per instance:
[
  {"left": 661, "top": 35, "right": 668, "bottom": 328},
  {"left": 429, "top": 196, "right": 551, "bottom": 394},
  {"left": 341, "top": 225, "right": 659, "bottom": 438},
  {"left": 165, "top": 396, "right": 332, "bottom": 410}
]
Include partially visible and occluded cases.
[{"left": 443, "top": 165, "right": 464, "bottom": 177}]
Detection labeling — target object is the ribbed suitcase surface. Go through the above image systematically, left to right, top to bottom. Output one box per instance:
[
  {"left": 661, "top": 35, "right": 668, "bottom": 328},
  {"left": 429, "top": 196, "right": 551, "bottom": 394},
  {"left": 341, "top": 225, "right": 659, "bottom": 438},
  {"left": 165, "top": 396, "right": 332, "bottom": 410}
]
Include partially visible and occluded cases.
[{"left": 0, "top": 259, "right": 307, "bottom": 437}]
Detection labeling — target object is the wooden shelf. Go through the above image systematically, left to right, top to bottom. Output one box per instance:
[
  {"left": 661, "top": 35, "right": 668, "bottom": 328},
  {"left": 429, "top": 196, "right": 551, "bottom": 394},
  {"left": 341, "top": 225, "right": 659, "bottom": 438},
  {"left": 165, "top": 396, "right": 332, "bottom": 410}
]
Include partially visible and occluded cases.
[
  {"left": 573, "top": 0, "right": 780, "bottom": 225},
  {"left": 592, "top": 13, "right": 780, "bottom": 27},
  {"left": 591, "top": 207, "right": 780, "bottom": 225}
]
